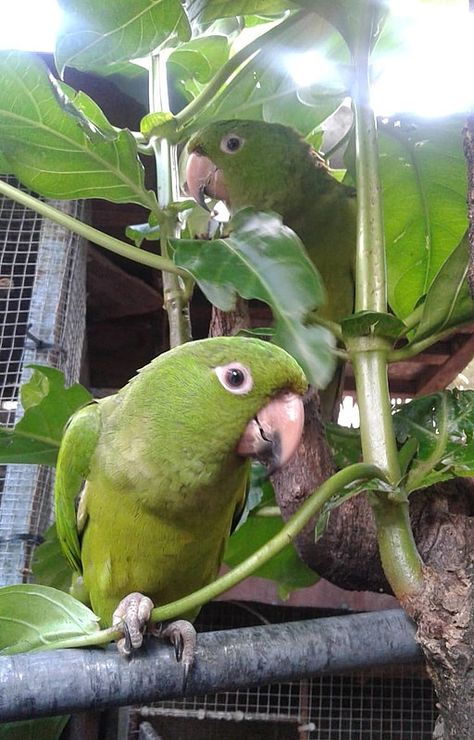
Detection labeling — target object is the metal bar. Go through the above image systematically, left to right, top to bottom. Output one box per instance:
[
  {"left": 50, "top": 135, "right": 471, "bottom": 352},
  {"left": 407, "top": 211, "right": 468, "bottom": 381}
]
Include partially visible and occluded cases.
[{"left": 0, "top": 609, "right": 420, "bottom": 721}]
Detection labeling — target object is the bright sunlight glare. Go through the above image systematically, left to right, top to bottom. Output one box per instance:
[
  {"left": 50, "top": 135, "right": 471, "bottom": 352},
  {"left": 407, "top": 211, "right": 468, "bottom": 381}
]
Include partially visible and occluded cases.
[
  {"left": 0, "top": 0, "right": 63, "bottom": 52},
  {"left": 286, "top": 1, "right": 474, "bottom": 118}
]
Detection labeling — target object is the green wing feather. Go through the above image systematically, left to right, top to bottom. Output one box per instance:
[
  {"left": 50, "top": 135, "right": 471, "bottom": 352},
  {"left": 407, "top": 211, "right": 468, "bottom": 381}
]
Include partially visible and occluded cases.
[{"left": 54, "top": 402, "right": 101, "bottom": 574}]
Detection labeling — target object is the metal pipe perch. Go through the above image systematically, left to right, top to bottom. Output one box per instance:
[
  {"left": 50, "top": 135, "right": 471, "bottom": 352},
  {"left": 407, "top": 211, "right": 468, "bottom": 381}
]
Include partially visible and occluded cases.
[{"left": 0, "top": 609, "right": 420, "bottom": 722}]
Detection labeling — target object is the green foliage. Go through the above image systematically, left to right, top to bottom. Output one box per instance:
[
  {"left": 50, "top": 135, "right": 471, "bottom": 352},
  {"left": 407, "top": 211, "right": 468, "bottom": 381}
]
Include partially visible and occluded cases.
[
  {"left": 0, "top": 51, "right": 158, "bottom": 209},
  {"left": 173, "top": 207, "right": 336, "bottom": 388},
  {"left": 0, "top": 366, "right": 91, "bottom": 466},
  {"left": 0, "top": 584, "right": 100, "bottom": 655},
  {"left": 0, "top": 716, "right": 69, "bottom": 740}
]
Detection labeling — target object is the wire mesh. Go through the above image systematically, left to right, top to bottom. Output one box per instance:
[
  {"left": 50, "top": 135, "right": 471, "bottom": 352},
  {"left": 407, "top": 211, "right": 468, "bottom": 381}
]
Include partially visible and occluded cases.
[
  {"left": 0, "top": 177, "right": 87, "bottom": 585},
  {"left": 133, "top": 602, "right": 436, "bottom": 740}
]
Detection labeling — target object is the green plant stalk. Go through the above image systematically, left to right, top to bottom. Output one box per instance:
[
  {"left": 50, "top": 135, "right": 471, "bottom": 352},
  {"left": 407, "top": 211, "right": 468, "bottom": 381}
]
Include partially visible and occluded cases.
[
  {"left": 350, "top": 3, "right": 423, "bottom": 598},
  {"left": 150, "top": 54, "right": 192, "bottom": 347},
  {"left": 0, "top": 178, "right": 187, "bottom": 276},
  {"left": 390, "top": 317, "right": 474, "bottom": 361},
  {"left": 30, "top": 463, "right": 383, "bottom": 651}
]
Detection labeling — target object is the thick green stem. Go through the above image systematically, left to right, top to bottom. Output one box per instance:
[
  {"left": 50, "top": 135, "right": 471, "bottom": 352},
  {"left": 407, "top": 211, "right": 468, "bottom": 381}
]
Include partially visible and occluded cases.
[
  {"left": 350, "top": 4, "right": 423, "bottom": 598},
  {"left": 150, "top": 54, "right": 192, "bottom": 347},
  {"left": 0, "top": 179, "right": 186, "bottom": 276}
]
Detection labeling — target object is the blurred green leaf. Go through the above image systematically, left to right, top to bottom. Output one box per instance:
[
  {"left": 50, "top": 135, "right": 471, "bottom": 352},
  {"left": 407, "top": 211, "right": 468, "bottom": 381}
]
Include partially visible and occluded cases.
[
  {"left": 56, "top": 0, "right": 191, "bottom": 75},
  {"left": 185, "top": 0, "right": 292, "bottom": 27},
  {"left": 168, "top": 35, "right": 230, "bottom": 102},
  {"left": 0, "top": 51, "right": 157, "bottom": 209},
  {"left": 379, "top": 116, "right": 468, "bottom": 319},
  {"left": 173, "top": 207, "right": 336, "bottom": 388},
  {"left": 125, "top": 222, "right": 161, "bottom": 247},
  {"left": 413, "top": 232, "right": 474, "bottom": 341},
  {"left": 341, "top": 310, "right": 406, "bottom": 339},
  {"left": 0, "top": 366, "right": 92, "bottom": 466},
  {"left": 393, "top": 390, "right": 474, "bottom": 491},
  {"left": 325, "top": 423, "right": 362, "bottom": 468},
  {"left": 226, "top": 513, "right": 318, "bottom": 599},
  {"left": 32, "top": 524, "right": 74, "bottom": 593},
  {"left": 0, "top": 584, "right": 99, "bottom": 655},
  {"left": 0, "top": 716, "right": 69, "bottom": 740}
]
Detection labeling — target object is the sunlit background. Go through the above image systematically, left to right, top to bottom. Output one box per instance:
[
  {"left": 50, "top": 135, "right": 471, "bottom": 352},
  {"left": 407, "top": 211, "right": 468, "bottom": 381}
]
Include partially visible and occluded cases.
[{"left": 1, "top": 0, "right": 472, "bottom": 118}]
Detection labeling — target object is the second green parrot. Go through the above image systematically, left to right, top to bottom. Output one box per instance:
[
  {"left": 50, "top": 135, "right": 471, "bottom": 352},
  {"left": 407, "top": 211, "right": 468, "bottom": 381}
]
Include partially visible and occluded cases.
[
  {"left": 185, "top": 120, "right": 356, "bottom": 418},
  {"left": 55, "top": 336, "right": 307, "bottom": 672}
]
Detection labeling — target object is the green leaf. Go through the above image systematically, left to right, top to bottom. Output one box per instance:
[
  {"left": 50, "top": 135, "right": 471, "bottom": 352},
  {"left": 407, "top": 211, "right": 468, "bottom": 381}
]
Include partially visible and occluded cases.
[
  {"left": 56, "top": 0, "right": 191, "bottom": 75},
  {"left": 185, "top": 0, "right": 292, "bottom": 27},
  {"left": 192, "top": 13, "right": 346, "bottom": 136},
  {"left": 168, "top": 35, "right": 230, "bottom": 101},
  {"left": 0, "top": 51, "right": 158, "bottom": 210},
  {"left": 379, "top": 116, "right": 468, "bottom": 319},
  {"left": 173, "top": 208, "right": 336, "bottom": 388},
  {"left": 125, "top": 222, "right": 161, "bottom": 247},
  {"left": 414, "top": 232, "right": 474, "bottom": 341},
  {"left": 341, "top": 310, "right": 406, "bottom": 340},
  {"left": 0, "top": 366, "right": 92, "bottom": 466},
  {"left": 393, "top": 390, "right": 474, "bottom": 491},
  {"left": 325, "top": 423, "right": 362, "bottom": 468},
  {"left": 225, "top": 513, "right": 318, "bottom": 599},
  {"left": 32, "top": 524, "right": 74, "bottom": 593},
  {"left": 0, "top": 584, "right": 100, "bottom": 655},
  {"left": 0, "top": 716, "right": 69, "bottom": 740}
]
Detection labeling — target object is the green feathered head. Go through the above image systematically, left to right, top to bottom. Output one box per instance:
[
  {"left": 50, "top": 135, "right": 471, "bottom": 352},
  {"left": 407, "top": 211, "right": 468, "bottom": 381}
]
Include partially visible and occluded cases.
[
  {"left": 185, "top": 119, "right": 329, "bottom": 217},
  {"left": 115, "top": 336, "right": 308, "bottom": 482}
]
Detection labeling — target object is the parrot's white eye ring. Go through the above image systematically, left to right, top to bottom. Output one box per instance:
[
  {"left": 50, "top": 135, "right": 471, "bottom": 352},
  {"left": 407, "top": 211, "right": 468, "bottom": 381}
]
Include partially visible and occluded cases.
[
  {"left": 220, "top": 133, "right": 245, "bottom": 154},
  {"left": 214, "top": 363, "right": 253, "bottom": 394}
]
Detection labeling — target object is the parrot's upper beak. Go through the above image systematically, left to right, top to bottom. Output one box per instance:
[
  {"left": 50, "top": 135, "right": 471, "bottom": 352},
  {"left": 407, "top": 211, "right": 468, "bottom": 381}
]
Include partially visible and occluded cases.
[
  {"left": 185, "top": 150, "right": 230, "bottom": 211},
  {"left": 237, "top": 392, "right": 304, "bottom": 474}
]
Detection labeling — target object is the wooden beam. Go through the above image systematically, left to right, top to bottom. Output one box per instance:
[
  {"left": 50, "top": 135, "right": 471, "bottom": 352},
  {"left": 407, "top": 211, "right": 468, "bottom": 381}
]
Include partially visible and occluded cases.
[{"left": 416, "top": 332, "right": 474, "bottom": 395}]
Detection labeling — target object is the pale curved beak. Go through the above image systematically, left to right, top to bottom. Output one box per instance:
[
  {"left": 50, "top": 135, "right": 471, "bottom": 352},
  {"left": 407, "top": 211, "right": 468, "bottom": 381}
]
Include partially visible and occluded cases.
[
  {"left": 185, "top": 151, "right": 230, "bottom": 211},
  {"left": 237, "top": 392, "right": 305, "bottom": 473}
]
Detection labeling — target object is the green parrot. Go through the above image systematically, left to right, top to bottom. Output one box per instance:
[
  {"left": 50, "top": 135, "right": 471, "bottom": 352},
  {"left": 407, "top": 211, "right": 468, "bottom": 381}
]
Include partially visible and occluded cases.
[
  {"left": 185, "top": 119, "right": 356, "bottom": 419},
  {"left": 55, "top": 336, "right": 307, "bottom": 672}
]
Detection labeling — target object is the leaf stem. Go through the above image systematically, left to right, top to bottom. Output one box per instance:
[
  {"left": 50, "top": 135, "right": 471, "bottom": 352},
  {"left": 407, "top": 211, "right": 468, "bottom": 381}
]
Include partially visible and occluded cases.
[
  {"left": 150, "top": 54, "right": 192, "bottom": 347},
  {"left": 0, "top": 178, "right": 187, "bottom": 276},
  {"left": 389, "top": 318, "right": 474, "bottom": 361},
  {"left": 150, "top": 463, "right": 384, "bottom": 623}
]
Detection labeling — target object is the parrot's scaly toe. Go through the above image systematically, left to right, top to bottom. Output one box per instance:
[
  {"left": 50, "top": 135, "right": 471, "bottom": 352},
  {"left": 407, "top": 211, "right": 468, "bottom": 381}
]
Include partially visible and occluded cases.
[
  {"left": 112, "top": 592, "right": 154, "bottom": 656},
  {"left": 156, "top": 619, "right": 197, "bottom": 690}
]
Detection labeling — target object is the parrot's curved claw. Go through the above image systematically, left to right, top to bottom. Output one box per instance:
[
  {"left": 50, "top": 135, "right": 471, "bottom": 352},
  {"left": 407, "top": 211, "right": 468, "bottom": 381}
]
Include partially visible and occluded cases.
[
  {"left": 112, "top": 592, "right": 154, "bottom": 656},
  {"left": 155, "top": 619, "right": 197, "bottom": 691}
]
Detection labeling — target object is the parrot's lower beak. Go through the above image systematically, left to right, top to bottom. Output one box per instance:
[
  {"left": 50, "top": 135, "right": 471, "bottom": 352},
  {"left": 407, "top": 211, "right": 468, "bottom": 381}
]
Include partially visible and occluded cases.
[
  {"left": 185, "top": 151, "right": 230, "bottom": 211},
  {"left": 237, "top": 392, "right": 304, "bottom": 474}
]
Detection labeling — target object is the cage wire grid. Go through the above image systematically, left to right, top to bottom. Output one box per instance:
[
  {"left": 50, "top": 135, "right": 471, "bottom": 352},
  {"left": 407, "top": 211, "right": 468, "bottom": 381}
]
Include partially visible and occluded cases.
[
  {"left": 0, "top": 176, "right": 87, "bottom": 585},
  {"left": 129, "top": 602, "right": 436, "bottom": 740}
]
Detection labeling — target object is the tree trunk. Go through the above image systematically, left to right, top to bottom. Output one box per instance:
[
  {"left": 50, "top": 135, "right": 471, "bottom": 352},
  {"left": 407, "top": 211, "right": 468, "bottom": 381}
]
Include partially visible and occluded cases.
[{"left": 209, "top": 302, "right": 474, "bottom": 737}]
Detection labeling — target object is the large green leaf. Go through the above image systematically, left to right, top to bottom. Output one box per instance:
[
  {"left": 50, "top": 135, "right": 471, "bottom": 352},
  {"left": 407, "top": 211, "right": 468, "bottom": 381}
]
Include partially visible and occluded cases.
[
  {"left": 56, "top": 0, "right": 191, "bottom": 74},
  {"left": 185, "top": 0, "right": 292, "bottom": 27},
  {"left": 192, "top": 12, "right": 346, "bottom": 135},
  {"left": 168, "top": 35, "right": 230, "bottom": 102},
  {"left": 0, "top": 51, "right": 157, "bottom": 209},
  {"left": 379, "top": 116, "right": 468, "bottom": 319},
  {"left": 173, "top": 208, "right": 336, "bottom": 388},
  {"left": 414, "top": 232, "right": 474, "bottom": 341},
  {"left": 0, "top": 366, "right": 92, "bottom": 466},
  {"left": 393, "top": 390, "right": 474, "bottom": 491},
  {"left": 0, "top": 584, "right": 100, "bottom": 655}
]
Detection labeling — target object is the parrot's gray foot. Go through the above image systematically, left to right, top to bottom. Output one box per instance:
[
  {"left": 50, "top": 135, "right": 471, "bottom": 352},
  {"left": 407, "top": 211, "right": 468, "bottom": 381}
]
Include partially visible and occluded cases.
[
  {"left": 112, "top": 592, "right": 154, "bottom": 655},
  {"left": 153, "top": 619, "right": 197, "bottom": 689}
]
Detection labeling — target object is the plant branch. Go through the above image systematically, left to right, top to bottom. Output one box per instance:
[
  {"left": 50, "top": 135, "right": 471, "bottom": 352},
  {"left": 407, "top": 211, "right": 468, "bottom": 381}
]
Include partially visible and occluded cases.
[
  {"left": 349, "top": 3, "right": 423, "bottom": 598},
  {"left": 150, "top": 54, "right": 192, "bottom": 347},
  {"left": 0, "top": 178, "right": 186, "bottom": 276},
  {"left": 389, "top": 318, "right": 474, "bottom": 361}
]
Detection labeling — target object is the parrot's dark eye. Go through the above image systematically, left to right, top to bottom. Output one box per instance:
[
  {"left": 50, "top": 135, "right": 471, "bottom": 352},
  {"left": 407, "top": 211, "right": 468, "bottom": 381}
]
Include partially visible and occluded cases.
[
  {"left": 220, "top": 134, "right": 244, "bottom": 154},
  {"left": 214, "top": 362, "right": 253, "bottom": 394}
]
